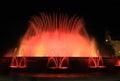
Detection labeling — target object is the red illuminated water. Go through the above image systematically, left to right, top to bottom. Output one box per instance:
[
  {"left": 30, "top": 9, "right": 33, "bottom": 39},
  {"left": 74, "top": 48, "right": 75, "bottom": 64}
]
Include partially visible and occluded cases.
[
  {"left": 5, "top": 13, "right": 100, "bottom": 57},
  {"left": 10, "top": 48, "right": 27, "bottom": 68},
  {"left": 47, "top": 49, "right": 69, "bottom": 69},
  {"left": 10, "top": 56, "right": 19, "bottom": 68},
  {"left": 10, "top": 56, "right": 27, "bottom": 68},
  {"left": 88, "top": 56, "right": 105, "bottom": 68},
  {"left": 19, "top": 57, "right": 27, "bottom": 68},
  {"left": 47, "top": 57, "right": 69, "bottom": 69},
  {"left": 115, "top": 59, "right": 120, "bottom": 67}
]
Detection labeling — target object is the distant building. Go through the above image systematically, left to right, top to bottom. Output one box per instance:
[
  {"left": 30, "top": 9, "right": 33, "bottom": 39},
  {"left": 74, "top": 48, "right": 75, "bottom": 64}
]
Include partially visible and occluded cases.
[
  {"left": 105, "top": 31, "right": 120, "bottom": 56},
  {"left": 111, "top": 40, "right": 120, "bottom": 56}
]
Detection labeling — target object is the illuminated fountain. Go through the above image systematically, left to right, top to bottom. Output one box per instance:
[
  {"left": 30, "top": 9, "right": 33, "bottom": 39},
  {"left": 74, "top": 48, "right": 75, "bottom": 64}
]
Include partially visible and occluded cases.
[
  {"left": 5, "top": 13, "right": 103, "bottom": 71},
  {"left": 15, "top": 13, "right": 95, "bottom": 57},
  {"left": 88, "top": 39, "right": 105, "bottom": 68},
  {"left": 10, "top": 48, "right": 27, "bottom": 68},
  {"left": 47, "top": 49, "right": 69, "bottom": 69},
  {"left": 10, "top": 56, "right": 19, "bottom": 68},
  {"left": 88, "top": 56, "right": 105, "bottom": 68},
  {"left": 47, "top": 57, "right": 69, "bottom": 69}
]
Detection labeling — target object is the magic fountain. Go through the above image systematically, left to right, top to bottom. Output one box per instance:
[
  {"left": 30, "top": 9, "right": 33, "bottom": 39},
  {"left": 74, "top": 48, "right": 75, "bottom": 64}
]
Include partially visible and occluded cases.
[{"left": 2, "top": 13, "right": 119, "bottom": 72}]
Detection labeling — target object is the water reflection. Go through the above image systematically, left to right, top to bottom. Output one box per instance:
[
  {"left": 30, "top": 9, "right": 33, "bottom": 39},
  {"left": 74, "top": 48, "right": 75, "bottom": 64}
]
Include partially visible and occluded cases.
[{"left": 7, "top": 71, "right": 120, "bottom": 78}]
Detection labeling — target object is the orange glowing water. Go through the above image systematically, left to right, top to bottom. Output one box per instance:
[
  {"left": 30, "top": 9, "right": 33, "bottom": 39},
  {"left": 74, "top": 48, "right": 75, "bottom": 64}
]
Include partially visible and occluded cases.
[{"left": 5, "top": 13, "right": 99, "bottom": 57}]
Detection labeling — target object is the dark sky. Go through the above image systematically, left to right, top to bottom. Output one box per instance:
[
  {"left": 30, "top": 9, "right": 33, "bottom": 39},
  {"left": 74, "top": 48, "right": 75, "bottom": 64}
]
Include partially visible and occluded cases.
[{"left": 0, "top": 0, "right": 120, "bottom": 56}]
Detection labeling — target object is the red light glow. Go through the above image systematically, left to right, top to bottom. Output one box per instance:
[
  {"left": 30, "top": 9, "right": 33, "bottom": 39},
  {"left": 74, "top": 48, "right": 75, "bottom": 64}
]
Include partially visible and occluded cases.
[
  {"left": 5, "top": 13, "right": 100, "bottom": 57},
  {"left": 115, "top": 59, "right": 120, "bottom": 67}
]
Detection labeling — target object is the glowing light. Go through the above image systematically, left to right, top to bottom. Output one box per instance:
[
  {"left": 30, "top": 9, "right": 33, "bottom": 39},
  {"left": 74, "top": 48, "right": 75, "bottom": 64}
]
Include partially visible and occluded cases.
[
  {"left": 6, "top": 13, "right": 100, "bottom": 57},
  {"left": 9, "top": 48, "right": 27, "bottom": 68},
  {"left": 10, "top": 56, "right": 19, "bottom": 68},
  {"left": 88, "top": 56, "right": 105, "bottom": 68},
  {"left": 47, "top": 57, "right": 69, "bottom": 69},
  {"left": 115, "top": 59, "right": 120, "bottom": 67}
]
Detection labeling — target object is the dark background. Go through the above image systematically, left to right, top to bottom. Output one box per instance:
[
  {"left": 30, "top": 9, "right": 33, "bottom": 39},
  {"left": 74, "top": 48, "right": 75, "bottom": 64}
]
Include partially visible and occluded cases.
[{"left": 0, "top": 0, "right": 120, "bottom": 56}]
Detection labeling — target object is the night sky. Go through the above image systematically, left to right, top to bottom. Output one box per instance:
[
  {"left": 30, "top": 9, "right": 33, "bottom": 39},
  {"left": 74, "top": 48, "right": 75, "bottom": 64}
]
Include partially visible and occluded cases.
[{"left": 0, "top": 0, "right": 120, "bottom": 56}]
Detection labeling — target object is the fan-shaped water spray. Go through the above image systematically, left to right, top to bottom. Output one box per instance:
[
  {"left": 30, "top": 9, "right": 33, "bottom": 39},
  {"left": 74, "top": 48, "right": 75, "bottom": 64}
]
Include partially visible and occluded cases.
[{"left": 5, "top": 13, "right": 100, "bottom": 57}]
